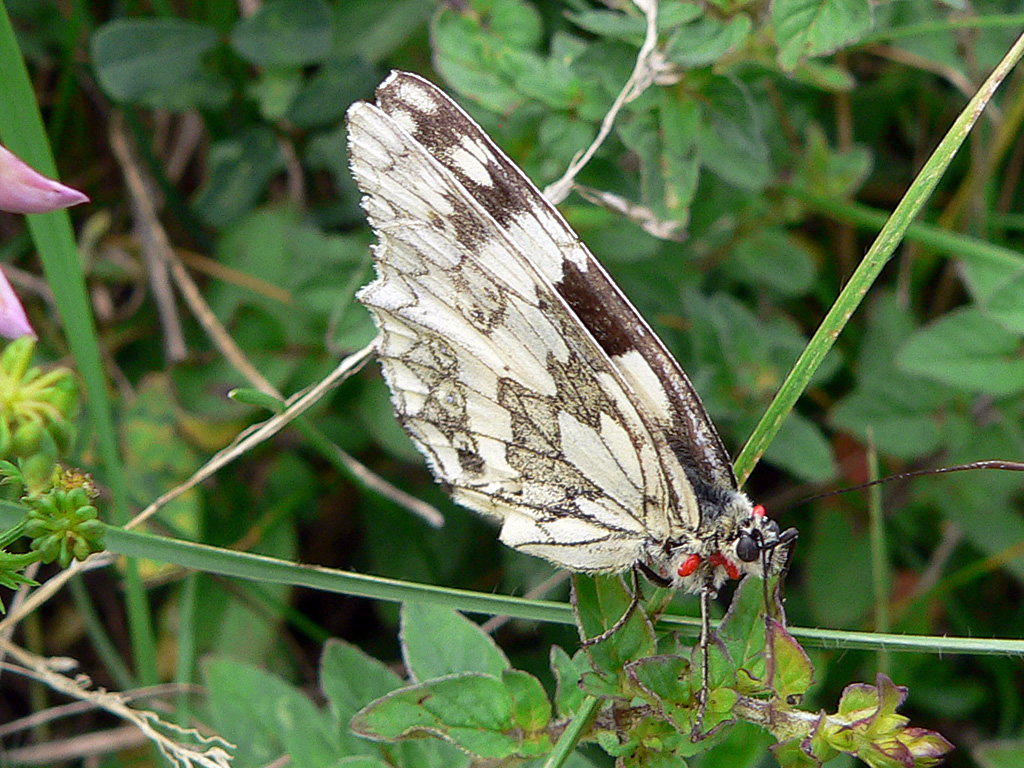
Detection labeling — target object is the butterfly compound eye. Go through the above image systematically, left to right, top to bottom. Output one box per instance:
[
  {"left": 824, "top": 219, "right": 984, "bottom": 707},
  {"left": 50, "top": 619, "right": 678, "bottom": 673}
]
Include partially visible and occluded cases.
[{"left": 736, "top": 533, "right": 759, "bottom": 563}]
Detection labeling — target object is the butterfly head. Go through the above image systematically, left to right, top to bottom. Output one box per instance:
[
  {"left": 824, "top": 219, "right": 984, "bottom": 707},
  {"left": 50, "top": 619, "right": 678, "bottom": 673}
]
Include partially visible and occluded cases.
[{"left": 643, "top": 495, "right": 797, "bottom": 593}]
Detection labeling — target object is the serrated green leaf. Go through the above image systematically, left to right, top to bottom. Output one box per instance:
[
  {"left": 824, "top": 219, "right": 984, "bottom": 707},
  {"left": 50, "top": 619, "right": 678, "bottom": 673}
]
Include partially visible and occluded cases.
[
  {"left": 432, "top": 0, "right": 546, "bottom": 113},
  {"left": 774, "top": 0, "right": 873, "bottom": 70},
  {"left": 665, "top": 15, "right": 753, "bottom": 68},
  {"left": 716, "top": 576, "right": 770, "bottom": 691},
  {"left": 401, "top": 603, "right": 510, "bottom": 682},
  {"left": 767, "top": 619, "right": 814, "bottom": 701},
  {"left": 550, "top": 646, "right": 588, "bottom": 718},
  {"left": 627, "top": 654, "right": 691, "bottom": 703},
  {"left": 351, "top": 673, "right": 530, "bottom": 759},
  {"left": 772, "top": 735, "right": 829, "bottom": 768}
]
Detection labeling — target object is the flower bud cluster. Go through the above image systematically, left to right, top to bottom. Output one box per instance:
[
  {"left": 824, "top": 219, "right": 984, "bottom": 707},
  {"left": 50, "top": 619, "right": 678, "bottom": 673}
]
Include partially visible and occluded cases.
[
  {"left": 0, "top": 337, "right": 80, "bottom": 494},
  {"left": 22, "top": 471, "right": 103, "bottom": 567}
]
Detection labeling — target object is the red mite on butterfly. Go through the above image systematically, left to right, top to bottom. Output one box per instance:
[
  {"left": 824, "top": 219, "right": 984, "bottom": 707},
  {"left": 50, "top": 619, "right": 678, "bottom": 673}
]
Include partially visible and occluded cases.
[{"left": 677, "top": 504, "right": 768, "bottom": 579}]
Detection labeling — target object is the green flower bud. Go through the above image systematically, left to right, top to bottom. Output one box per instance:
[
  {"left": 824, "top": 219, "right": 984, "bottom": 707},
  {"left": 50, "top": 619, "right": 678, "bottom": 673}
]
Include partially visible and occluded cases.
[
  {"left": 0, "top": 336, "right": 35, "bottom": 381},
  {"left": 11, "top": 419, "right": 43, "bottom": 456},
  {"left": 20, "top": 453, "right": 56, "bottom": 494},
  {"left": 34, "top": 534, "right": 60, "bottom": 564}
]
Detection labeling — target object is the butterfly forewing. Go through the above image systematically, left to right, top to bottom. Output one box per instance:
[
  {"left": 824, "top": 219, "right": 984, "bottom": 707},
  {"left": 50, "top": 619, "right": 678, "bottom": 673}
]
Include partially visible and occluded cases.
[
  {"left": 371, "top": 72, "right": 739, "bottom": 506},
  {"left": 348, "top": 81, "right": 700, "bottom": 572}
]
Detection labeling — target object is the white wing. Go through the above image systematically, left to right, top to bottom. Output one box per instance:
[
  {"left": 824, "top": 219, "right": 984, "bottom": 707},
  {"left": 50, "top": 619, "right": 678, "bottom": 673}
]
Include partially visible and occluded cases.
[
  {"left": 369, "top": 72, "right": 740, "bottom": 519},
  {"left": 348, "top": 73, "right": 701, "bottom": 572}
]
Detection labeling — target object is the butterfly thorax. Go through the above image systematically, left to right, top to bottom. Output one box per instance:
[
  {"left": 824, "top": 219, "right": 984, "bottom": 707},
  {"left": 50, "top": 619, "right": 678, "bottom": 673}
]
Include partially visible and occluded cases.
[{"left": 641, "top": 489, "right": 786, "bottom": 593}]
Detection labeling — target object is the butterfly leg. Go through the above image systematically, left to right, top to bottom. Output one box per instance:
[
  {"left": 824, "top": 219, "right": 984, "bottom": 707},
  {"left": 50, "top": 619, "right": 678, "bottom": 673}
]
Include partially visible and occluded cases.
[
  {"left": 579, "top": 567, "right": 642, "bottom": 647},
  {"left": 690, "top": 582, "right": 713, "bottom": 740}
]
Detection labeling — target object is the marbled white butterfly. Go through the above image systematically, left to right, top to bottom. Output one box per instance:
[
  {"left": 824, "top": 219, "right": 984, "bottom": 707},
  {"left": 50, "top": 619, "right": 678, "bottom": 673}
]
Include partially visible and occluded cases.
[{"left": 346, "top": 71, "right": 796, "bottom": 664}]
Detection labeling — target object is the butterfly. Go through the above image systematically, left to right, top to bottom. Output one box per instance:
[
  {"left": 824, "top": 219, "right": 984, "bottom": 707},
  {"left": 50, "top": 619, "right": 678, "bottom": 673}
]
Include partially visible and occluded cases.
[{"left": 346, "top": 70, "right": 797, "bottom": 718}]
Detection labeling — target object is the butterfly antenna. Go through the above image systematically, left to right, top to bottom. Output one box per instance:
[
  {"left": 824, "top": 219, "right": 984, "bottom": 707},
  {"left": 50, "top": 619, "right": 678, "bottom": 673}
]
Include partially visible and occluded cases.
[
  {"left": 800, "top": 460, "right": 1024, "bottom": 505},
  {"left": 579, "top": 567, "right": 642, "bottom": 647}
]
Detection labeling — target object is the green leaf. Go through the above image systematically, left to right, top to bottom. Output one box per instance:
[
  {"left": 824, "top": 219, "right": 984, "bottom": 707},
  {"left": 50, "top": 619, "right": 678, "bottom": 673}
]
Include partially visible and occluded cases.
[
  {"left": 230, "top": 0, "right": 332, "bottom": 67},
  {"left": 332, "top": 0, "right": 435, "bottom": 64},
  {"left": 432, "top": 0, "right": 546, "bottom": 113},
  {"left": 773, "top": 0, "right": 874, "bottom": 70},
  {"left": 568, "top": 3, "right": 704, "bottom": 42},
  {"left": 665, "top": 15, "right": 753, "bottom": 68},
  {"left": 90, "top": 18, "right": 228, "bottom": 110},
  {"left": 287, "top": 58, "right": 377, "bottom": 128},
  {"left": 248, "top": 69, "right": 303, "bottom": 121},
  {"left": 699, "top": 77, "right": 771, "bottom": 190},
  {"left": 618, "top": 93, "right": 700, "bottom": 225},
  {"left": 791, "top": 124, "right": 872, "bottom": 201},
  {"left": 192, "top": 128, "right": 285, "bottom": 227},
  {"left": 725, "top": 228, "right": 817, "bottom": 297},
  {"left": 959, "top": 248, "right": 1024, "bottom": 306},
  {"left": 984, "top": 271, "right": 1024, "bottom": 334},
  {"left": 830, "top": 293, "right": 950, "bottom": 458},
  {"left": 897, "top": 306, "right": 1024, "bottom": 396},
  {"left": 763, "top": 412, "right": 835, "bottom": 484},
  {"left": 917, "top": 415, "right": 1024, "bottom": 584},
  {"left": 716, "top": 576, "right": 770, "bottom": 691},
  {"left": 400, "top": 603, "right": 510, "bottom": 682},
  {"left": 766, "top": 619, "right": 814, "bottom": 701},
  {"left": 320, "top": 639, "right": 405, "bottom": 757},
  {"left": 550, "top": 645, "right": 588, "bottom": 718},
  {"left": 628, "top": 653, "right": 692, "bottom": 703},
  {"left": 204, "top": 658, "right": 335, "bottom": 768},
  {"left": 502, "top": 668, "right": 553, "bottom": 733},
  {"left": 351, "top": 673, "right": 535, "bottom": 759},
  {"left": 701, "top": 721, "right": 776, "bottom": 768},
  {"left": 773, "top": 734, "right": 832, "bottom": 768},
  {"left": 974, "top": 739, "right": 1024, "bottom": 768},
  {"left": 335, "top": 758, "right": 392, "bottom": 768}
]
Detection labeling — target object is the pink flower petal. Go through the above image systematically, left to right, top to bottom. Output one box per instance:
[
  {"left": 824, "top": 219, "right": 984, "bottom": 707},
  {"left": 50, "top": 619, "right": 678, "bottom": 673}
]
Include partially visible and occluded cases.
[
  {"left": 0, "top": 144, "right": 89, "bottom": 214},
  {"left": 0, "top": 267, "right": 35, "bottom": 339}
]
